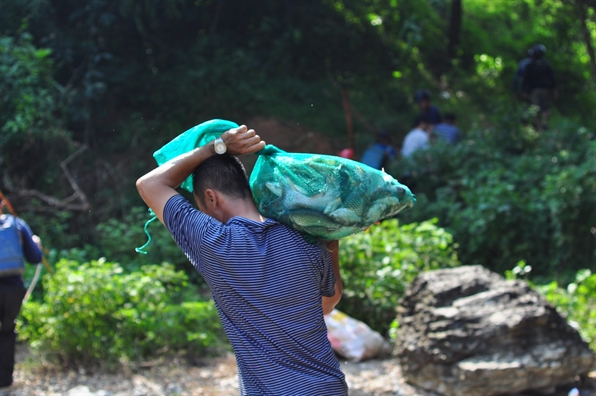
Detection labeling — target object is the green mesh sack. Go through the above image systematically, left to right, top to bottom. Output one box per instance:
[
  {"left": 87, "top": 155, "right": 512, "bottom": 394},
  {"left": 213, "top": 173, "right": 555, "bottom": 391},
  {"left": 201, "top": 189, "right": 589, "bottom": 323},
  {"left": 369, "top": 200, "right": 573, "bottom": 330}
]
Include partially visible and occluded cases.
[
  {"left": 137, "top": 119, "right": 238, "bottom": 253},
  {"left": 153, "top": 119, "right": 239, "bottom": 192},
  {"left": 250, "top": 145, "right": 415, "bottom": 240}
]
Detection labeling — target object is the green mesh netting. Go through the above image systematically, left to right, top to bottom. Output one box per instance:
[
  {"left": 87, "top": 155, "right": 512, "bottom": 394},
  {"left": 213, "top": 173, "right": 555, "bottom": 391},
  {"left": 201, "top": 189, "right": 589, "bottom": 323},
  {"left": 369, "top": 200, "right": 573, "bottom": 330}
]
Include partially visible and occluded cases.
[
  {"left": 136, "top": 119, "right": 238, "bottom": 253},
  {"left": 137, "top": 119, "right": 416, "bottom": 252},
  {"left": 153, "top": 119, "right": 239, "bottom": 192},
  {"left": 250, "top": 145, "right": 416, "bottom": 240}
]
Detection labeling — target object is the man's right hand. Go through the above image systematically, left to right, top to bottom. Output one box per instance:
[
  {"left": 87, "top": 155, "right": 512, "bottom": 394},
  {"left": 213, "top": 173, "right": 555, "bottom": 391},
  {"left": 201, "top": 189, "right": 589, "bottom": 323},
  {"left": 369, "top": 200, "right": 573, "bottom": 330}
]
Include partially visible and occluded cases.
[{"left": 222, "top": 125, "right": 266, "bottom": 156}]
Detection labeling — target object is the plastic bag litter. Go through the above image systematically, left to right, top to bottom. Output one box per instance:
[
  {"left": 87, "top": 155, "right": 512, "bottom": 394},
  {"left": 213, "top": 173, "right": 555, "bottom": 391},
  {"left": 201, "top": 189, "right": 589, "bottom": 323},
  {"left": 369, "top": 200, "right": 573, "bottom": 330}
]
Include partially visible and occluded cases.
[
  {"left": 250, "top": 145, "right": 415, "bottom": 240},
  {"left": 325, "top": 309, "right": 387, "bottom": 362}
]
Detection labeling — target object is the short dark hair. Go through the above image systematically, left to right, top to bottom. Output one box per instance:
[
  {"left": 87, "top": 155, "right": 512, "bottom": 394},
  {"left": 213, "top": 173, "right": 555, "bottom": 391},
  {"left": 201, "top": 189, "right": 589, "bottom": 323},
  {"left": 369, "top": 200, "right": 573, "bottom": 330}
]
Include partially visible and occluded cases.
[
  {"left": 414, "top": 89, "right": 431, "bottom": 103},
  {"left": 444, "top": 113, "right": 456, "bottom": 122},
  {"left": 414, "top": 114, "right": 430, "bottom": 127},
  {"left": 376, "top": 130, "right": 391, "bottom": 144},
  {"left": 192, "top": 155, "right": 252, "bottom": 206}
]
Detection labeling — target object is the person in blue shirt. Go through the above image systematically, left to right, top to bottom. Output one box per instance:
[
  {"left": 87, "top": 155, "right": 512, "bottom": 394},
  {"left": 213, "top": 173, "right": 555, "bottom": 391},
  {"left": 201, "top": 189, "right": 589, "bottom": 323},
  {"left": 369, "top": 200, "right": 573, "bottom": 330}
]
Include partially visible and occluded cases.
[
  {"left": 414, "top": 89, "right": 442, "bottom": 125},
  {"left": 433, "top": 113, "right": 462, "bottom": 145},
  {"left": 136, "top": 125, "right": 347, "bottom": 395},
  {"left": 360, "top": 131, "right": 397, "bottom": 170},
  {"left": 0, "top": 201, "right": 42, "bottom": 390}
]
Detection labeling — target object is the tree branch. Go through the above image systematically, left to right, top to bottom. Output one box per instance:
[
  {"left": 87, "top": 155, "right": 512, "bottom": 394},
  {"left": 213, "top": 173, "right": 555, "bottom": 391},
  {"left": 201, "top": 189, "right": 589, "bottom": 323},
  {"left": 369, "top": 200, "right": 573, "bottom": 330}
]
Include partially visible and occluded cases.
[{"left": 16, "top": 145, "right": 90, "bottom": 212}]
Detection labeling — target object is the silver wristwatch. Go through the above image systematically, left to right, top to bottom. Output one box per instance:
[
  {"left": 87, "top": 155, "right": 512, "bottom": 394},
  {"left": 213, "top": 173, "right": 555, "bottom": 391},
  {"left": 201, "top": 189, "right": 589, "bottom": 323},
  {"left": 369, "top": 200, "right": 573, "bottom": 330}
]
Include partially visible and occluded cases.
[{"left": 213, "top": 137, "right": 227, "bottom": 155}]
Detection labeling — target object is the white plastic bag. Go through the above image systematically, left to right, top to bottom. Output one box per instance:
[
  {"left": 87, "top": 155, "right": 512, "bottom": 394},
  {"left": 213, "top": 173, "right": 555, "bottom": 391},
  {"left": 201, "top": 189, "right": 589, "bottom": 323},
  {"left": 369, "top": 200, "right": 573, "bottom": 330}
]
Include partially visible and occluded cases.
[{"left": 324, "top": 309, "right": 386, "bottom": 362}]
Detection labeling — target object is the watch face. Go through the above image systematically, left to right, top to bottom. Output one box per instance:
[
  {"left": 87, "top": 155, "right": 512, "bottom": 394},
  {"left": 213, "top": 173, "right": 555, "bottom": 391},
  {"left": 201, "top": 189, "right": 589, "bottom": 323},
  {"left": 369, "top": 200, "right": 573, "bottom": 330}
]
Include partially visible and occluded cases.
[{"left": 214, "top": 140, "right": 227, "bottom": 154}]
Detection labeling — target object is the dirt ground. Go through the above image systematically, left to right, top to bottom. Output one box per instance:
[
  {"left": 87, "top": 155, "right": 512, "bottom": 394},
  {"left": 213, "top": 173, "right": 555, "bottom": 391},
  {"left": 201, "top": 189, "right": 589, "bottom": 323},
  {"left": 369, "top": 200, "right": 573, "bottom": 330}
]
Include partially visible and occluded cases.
[
  {"left": 9, "top": 344, "right": 596, "bottom": 396},
  {"left": 10, "top": 344, "right": 437, "bottom": 396}
]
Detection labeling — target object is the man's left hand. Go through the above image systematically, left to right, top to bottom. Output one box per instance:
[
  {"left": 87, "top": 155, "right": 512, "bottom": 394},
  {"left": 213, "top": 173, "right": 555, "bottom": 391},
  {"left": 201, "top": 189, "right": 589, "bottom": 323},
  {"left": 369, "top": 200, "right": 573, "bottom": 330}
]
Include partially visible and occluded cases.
[{"left": 222, "top": 125, "right": 266, "bottom": 156}]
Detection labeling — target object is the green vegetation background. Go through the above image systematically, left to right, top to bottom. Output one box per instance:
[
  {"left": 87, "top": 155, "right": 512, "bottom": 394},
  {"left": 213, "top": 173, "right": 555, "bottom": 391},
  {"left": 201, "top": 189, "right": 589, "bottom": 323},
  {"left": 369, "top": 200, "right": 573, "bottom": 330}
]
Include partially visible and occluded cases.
[{"left": 1, "top": 0, "right": 595, "bottom": 366}]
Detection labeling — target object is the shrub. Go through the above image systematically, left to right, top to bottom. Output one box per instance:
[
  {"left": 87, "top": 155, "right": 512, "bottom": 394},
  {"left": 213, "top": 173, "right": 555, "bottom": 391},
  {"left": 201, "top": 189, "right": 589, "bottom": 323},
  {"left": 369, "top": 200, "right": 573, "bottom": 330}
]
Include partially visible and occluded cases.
[
  {"left": 389, "top": 120, "right": 596, "bottom": 278},
  {"left": 52, "top": 206, "right": 206, "bottom": 287},
  {"left": 94, "top": 207, "right": 201, "bottom": 280},
  {"left": 337, "top": 218, "right": 460, "bottom": 336},
  {"left": 18, "top": 259, "right": 226, "bottom": 369},
  {"left": 536, "top": 269, "right": 596, "bottom": 352}
]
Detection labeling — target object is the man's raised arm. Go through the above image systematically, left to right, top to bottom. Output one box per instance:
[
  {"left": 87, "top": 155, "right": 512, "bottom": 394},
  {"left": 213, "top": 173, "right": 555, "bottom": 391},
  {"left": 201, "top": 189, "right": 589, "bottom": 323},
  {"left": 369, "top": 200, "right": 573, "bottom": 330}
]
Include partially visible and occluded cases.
[{"left": 136, "top": 125, "right": 265, "bottom": 224}]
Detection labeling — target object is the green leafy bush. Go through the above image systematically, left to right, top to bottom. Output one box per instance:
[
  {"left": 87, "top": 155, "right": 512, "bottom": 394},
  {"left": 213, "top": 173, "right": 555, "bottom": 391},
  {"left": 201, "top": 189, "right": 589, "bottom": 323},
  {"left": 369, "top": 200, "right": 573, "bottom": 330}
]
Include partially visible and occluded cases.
[
  {"left": 390, "top": 120, "right": 596, "bottom": 278},
  {"left": 51, "top": 207, "right": 205, "bottom": 287},
  {"left": 94, "top": 207, "right": 196, "bottom": 275},
  {"left": 337, "top": 218, "right": 459, "bottom": 335},
  {"left": 18, "top": 259, "right": 226, "bottom": 369},
  {"left": 536, "top": 269, "right": 596, "bottom": 351}
]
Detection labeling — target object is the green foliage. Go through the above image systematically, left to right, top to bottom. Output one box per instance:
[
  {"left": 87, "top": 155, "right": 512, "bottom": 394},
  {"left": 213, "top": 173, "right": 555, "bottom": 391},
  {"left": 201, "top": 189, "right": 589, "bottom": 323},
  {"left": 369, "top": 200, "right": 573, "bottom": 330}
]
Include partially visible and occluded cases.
[
  {"left": 3, "top": 0, "right": 596, "bottom": 252},
  {"left": 2, "top": 2, "right": 596, "bottom": 355},
  {"left": 0, "top": 34, "right": 61, "bottom": 146},
  {"left": 0, "top": 34, "right": 75, "bottom": 201},
  {"left": 391, "top": 120, "right": 596, "bottom": 277},
  {"left": 95, "top": 206, "right": 207, "bottom": 286},
  {"left": 94, "top": 207, "right": 194, "bottom": 272},
  {"left": 337, "top": 218, "right": 459, "bottom": 335},
  {"left": 18, "top": 259, "right": 226, "bottom": 368},
  {"left": 504, "top": 260, "right": 533, "bottom": 281},
  {"left": 536, "top": 269, "right": 596, "bottom": 351}
]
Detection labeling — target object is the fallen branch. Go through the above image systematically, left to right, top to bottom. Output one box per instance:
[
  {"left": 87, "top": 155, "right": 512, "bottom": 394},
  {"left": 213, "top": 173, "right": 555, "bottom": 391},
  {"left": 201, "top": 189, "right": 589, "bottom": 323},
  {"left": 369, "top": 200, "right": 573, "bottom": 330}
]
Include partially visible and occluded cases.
[{"left": 17, "top": 145, "right": 90, "bottom": 212}]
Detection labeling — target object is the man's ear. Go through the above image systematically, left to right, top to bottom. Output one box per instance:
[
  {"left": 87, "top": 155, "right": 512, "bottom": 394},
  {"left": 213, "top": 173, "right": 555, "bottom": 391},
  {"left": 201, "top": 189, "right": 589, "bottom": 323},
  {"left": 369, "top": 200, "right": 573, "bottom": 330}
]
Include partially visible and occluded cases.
[{"left": 204, "top": 189, "right": 217, "bottom": 210}]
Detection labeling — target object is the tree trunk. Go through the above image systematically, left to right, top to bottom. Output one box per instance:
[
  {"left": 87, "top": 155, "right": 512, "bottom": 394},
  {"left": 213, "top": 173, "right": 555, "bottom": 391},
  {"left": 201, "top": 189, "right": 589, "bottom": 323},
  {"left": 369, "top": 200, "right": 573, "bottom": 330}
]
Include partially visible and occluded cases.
[
  {"left": 210, "top": 0, "right": 226, "bottom": 34},
  {"left": 447, "top": 0, "right": 463, "bottom": 62},
  {"left": 576, "top": 2, "right": 596, "bottom": 80},
  {"left": 341, "top": 87, "right": 355, "bottom": 151}
]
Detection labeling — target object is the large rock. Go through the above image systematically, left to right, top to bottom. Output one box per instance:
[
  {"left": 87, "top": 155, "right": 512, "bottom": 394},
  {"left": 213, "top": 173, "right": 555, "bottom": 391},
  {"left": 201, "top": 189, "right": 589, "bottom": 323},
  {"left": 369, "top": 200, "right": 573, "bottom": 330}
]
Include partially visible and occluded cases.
[{"left": 395, "top": 265, "right": 595, "bottom": 396}]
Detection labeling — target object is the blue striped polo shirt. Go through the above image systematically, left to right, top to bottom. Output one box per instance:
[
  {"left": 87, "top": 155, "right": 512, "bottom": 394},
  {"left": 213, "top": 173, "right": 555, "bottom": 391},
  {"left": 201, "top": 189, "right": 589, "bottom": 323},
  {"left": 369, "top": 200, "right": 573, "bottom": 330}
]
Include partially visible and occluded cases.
[{"left": 163, "top": 195, "right": 347, "bottom": 395}]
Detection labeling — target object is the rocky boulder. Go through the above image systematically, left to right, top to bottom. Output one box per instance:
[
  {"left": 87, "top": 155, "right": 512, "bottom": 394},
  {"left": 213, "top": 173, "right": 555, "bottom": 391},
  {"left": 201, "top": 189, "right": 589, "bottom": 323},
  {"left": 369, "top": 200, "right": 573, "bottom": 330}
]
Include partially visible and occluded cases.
[{"left": 395, "top": 265, "right": 595, "bottom": 396}]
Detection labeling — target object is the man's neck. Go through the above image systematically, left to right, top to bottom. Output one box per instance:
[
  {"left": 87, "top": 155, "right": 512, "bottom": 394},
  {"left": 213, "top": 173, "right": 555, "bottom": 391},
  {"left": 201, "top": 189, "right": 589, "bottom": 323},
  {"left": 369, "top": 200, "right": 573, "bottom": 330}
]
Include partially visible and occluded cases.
[{"left": 223, "top": 199, "right": 266, "bottom": 223}]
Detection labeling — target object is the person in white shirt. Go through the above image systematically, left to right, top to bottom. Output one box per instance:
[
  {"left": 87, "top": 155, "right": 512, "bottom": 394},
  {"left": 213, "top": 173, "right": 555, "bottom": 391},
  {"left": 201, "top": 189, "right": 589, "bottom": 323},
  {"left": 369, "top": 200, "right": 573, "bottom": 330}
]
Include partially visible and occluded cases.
[{"left": 401, "top": 114, "right": 432, "bottom": 158}]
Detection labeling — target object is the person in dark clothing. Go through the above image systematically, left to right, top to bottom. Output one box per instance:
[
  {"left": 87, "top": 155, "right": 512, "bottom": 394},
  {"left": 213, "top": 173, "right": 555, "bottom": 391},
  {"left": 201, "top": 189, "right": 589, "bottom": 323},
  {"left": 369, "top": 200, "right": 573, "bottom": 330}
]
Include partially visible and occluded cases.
[
  {"left": 523, "top": 44, "right": 556, "bottom": 131},
  {"left": 513, "top": 47, "right": 535, "bottom": 97},
  {"left": 414, "top": 89, "right": 442, "bottom": 125},
  {"left": 0, "top": 199, "right": 42, "bottom": 390}
]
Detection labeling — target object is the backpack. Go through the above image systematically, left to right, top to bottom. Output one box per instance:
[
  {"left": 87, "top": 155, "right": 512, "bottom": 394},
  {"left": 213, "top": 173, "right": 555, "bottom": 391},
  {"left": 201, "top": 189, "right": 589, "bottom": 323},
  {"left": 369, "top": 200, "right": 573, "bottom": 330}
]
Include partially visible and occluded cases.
[{"left": 0, "top": 215, "right": 25, "bottom": 276}]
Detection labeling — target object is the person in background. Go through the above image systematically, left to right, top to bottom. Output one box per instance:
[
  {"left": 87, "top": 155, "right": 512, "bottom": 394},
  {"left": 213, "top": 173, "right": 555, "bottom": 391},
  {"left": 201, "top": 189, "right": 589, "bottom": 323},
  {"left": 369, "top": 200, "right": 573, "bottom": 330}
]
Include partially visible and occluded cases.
[
  {"left": 523, "top": 44, "right": 557, "bottom": 131},
  {"left": 513, "top": 46, "right": 535, "bottom": 98},
  {"left": 414, "top": 89, "right": 442, "bottom": 125},
  {"left": 433, "top": 113, "right": 461, "bottom": 145},
  {"left": 401, "top": 114, "right": 432, "bottom": 158},
  {"left": 136, "top": 125, "right": 347, "bottom": 395},
  {"left": 360, "top": 131, "right": 396, "bottom": 170},
  {"left": 0, "top": 199, "right": 42, "bottom": 391}
]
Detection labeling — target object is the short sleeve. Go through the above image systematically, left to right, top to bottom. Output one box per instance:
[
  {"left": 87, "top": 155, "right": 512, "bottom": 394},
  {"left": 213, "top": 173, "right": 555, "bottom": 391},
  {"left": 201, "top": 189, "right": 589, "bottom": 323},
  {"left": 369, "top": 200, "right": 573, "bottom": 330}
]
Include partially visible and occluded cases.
[
  {"left": 162, "top": 195, "right": 213, "bottom": 273},
  {"left": 318, "top": 245, "right": 336, "bottom": 297}
]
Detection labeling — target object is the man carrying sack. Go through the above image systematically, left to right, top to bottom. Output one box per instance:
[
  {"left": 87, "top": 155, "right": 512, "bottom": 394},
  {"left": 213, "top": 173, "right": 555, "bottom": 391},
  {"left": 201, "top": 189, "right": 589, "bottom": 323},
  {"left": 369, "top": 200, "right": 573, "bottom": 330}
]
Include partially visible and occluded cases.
[{"left": 136, "top": 125, "right": 348, "bottom": 395}]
